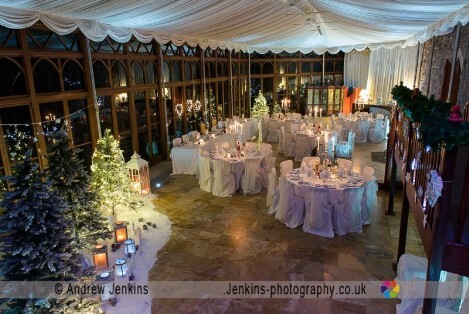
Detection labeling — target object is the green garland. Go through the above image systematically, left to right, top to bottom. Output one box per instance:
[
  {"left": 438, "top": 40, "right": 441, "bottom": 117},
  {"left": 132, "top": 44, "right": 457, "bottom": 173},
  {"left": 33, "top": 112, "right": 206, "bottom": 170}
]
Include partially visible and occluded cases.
[{"left": 391, "top": 82, "right": 469, "bottom": 151}]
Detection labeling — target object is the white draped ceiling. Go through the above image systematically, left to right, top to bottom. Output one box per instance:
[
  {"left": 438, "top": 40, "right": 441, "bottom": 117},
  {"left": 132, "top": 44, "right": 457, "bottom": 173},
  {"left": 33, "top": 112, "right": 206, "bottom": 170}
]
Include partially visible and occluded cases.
[{"left": 0, "top": 0, "right": 467, "bottom": 53}]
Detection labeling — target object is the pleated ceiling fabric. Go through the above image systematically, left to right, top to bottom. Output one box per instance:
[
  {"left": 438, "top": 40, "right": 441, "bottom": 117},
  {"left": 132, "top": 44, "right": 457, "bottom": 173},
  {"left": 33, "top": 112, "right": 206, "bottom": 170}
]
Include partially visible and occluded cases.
[{"left": 0, "top": 1, "right": 467, "bottom": 53}]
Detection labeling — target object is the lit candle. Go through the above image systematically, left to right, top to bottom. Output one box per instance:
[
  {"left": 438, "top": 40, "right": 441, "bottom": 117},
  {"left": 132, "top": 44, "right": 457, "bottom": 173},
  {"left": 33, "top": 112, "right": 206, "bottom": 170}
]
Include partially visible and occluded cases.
[
  {"left": 314, "top": 107, "right": 318, "bottom": 118},
  {"left": 320, "top": 108, "right": 322, "bottom": 118},
  {"left": 317, "top": 136, "right": 320, "bottom": 149},
  {"left": 332, "top": 137, "right": 335, "bottom": 151}
]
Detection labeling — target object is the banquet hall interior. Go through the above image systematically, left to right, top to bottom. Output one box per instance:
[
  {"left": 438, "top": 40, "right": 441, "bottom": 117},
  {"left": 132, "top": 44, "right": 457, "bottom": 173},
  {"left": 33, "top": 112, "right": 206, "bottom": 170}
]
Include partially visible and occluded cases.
[{"left": 0, "top": 1, "right": 468, "bottom": 314}]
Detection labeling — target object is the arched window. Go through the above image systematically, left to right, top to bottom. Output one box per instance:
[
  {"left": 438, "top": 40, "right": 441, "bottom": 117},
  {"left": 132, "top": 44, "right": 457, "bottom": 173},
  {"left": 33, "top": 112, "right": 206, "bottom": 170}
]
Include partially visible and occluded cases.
[
  {"left": 0, "top": 58, "right": 26, "bottom": 96},
  {"left": 34, "top": 59, "right": 61, "bottom": 93},
  {"left": 63, "top": 60, "right": 84, "bottom": 91},
  {"left": 93, "top": 60, "right": 109, "bottom": 88},
  {"left": 111, "top": 61, "right": 127, "bottom": 87},
  {"left": 131, "top": 61, "right": 145, "bottom": 85},
  {"left": 145, "top": 61, "right": 157, "bottom": 84},
  {"left": 162, "top": 61, "right": 171, "bottom": 83},
  {"left": 172, "top": 61, "right": 181, "bottom": 81},
  {"left": 313, "top": 61, "right": 322, "bottom": 72},
  {"left": 325, "top": 61, "right": 334, "bottom": 72},
  {"left": 335, "top": 61, "right": 343, "bottom": 72},
  {"left": 185, "top": 62, "right": 192, "bottom": 81},
  {"left": 209, "top": 62, "right": 216, "bottom": 78},
  {"left": 262, "top": 62, "right": 273, "bottom": 74},
  {"left": 276, "top": 62, "right": 286, "bottom": 75},
  {"left": 287, "top": 62, "right": 297, "bottom": 74},
  {"left": 301, "top": 62, "right": 310, "bottom": 73},
  {"left": 193, "top": 63, "right": 200, "bottom": 80},
  {"left": 217, "top": 63, "right": 223, "bottom": 77},
  {"left": 223, "top": 63, "right": 228, "bottom": 76},
  {"left": 232, "top": 63, "right": 238, "bottom": 75},
  {"left": 250, "top": 63, "right": 261, "bottom": 74}
]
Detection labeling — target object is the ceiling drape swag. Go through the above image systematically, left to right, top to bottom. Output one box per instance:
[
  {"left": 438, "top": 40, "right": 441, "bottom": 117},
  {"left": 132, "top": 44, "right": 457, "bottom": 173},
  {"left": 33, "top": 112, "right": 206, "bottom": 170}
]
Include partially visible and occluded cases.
[{"left": 0, "top": 2, "right": 467, "bottom": 53}]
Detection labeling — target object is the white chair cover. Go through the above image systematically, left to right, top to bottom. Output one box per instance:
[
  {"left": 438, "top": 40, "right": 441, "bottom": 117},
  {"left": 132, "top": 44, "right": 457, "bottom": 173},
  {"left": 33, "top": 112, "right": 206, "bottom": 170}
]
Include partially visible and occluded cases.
[
  {"left": 338, "top": 112, "right": 345, "bottom": 119},
  {"left": 376, "top": 113, "right": 384, "bottom": 120},
  {"left": 354, "top": 119, "right": 370, "bottom": 143},
  {"left": 368, "top": 119, "right": 385, "bottom": 142},
  {"left": 217, "top": 120, "right": 224, "bottom": 128},
  {"left": 267, "top": 120, "right": 279, "bottom": 142},
  {"left": 290, "top": 123, "right": 300, "bottom": 132},
  {"left": 211, "top": 126, "right": 217, "bottom": 132},
  {"left": 278, "top": 126, "right": 284, "bottom": 153},
  {"left": 283, "top": 128, "right": 294, "bottom": 156},
  {"left": 189, "top": 130, "right": 200, "bottom": 139},
  {"left": 336, "top": 131, "right": 355, "bottom": 158},
  {"left": 294, "top": 133, "right": 312, "bottom": 161},
  {"left": 182, "top": 134, "right": 190, "bottom": 143},
  {"left": 172, "top": 138, "right": 182, "bottom": 147},
  {"left": 245, "top": 142, "right": 257, "bottom": 151},
  {"left": 260, "top": 143, "right": 272, "bottom": 155},
  {"left": 197, "top": 153, "right": 213, "bottom": 193},
  {"left": 261, "top": 155, "right": 275, "bottom": 188},
  {"left": 241, "top": 157, "right": 262, "bottom": 195},
  {"left": 337, "top": 158, "right": 352, "bottom": 171},
  {"left": 212, "top": 159, "right": 236, "bottom": 197},
  {"left": 280, "top": 160, "right": 293, "bottom": 177},
  {"left": 266, "top": 167, "right": 277, "bottom": 208},
  {"left": 361, "top": 176, "right": 378, "bottom": 225},
  {"left": 274, "top": 177, "right": 305, "bottom": 228},
  {"left": 302, "top": 187, "right": 334, "bottom": 238},
  {"left": 332, "top": 187, "right": 364, "bottom": 235}
]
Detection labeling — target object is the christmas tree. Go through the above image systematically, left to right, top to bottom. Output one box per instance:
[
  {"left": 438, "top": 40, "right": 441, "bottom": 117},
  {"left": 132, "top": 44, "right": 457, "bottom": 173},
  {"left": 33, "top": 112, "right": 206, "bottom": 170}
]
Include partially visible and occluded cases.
[
  {"left": 251, "top": 92, "right": 268, "bottom": 119},
  {"left": 251, "top": 92, "right": 269, "bottom": 148},
  {"left": 272, "top": 102, "right": 282, "bottom": 114},
  {"left": 46, "top": 125, "right": 111, "bottom": 246},
  {"left": 90, "top": 129, "right": 141, "bottom": 220},
  {"left": 0, "top": 149, "right": 84, "bottom": 312}
]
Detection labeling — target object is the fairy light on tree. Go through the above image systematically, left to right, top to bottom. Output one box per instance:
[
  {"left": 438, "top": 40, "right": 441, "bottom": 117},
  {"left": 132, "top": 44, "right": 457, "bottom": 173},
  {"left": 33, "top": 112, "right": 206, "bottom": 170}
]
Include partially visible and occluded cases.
[{"left": 251, "top": 92, "right": 268, "bottom": 149}]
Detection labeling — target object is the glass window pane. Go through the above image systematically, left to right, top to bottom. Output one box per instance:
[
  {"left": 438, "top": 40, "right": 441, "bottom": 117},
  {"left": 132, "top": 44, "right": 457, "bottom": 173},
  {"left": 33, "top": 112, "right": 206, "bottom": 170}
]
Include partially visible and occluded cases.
[
  {"left": 0, "top": 58, "right": 27, "bottom": 96},
  {"left": 34, "top": 59, "right": 61, "bottom": 93},
  {"left": 63, "top": 60, "right": 85, "bottom": 91},
  {"left": 93, "top": 60, "right": 110, "bottom": 88},
  {"left": 111, "top": 61, "right": 127, "bottom": 87},
  {"left": 132, "top": 61, "right": 145, "bottom": 85},
  {"left": 145, "top": 61, "right": 157, "bottom": 84},
  {"left": 162, "top": 62, "right": 171, "bottom": 83},
  {"left": 172, "top": 62, "right": 181, "bottom": 81},
  {"left": 263, "top": 77, "right": 273, "bottom": 104},
  {"left": 149, "top": 90, "right": 160, "bottom": 125},
  {"left": 134, "top": 91, "right": 147, "bottom": 127},
  {"left": 116, "top": 92, "right": 131, "bottom": 133},
  {"left": 98, "top": 95, "right": 113, "bottom": 135},
  {"left": 68, "top": 98, "right": 91, "bottom": 145},
  {"left": 40, "top": 101, "right": 64, "bottom": 153},
  {"left": 0, "top": 105, "right": 36, "bottom": 164},
  {"left": 151, "top": 125, "right": 162, "bottom": 158},
  {"left": 137, "top": 127, "right": 150, "bottom": 161},
  {"left": 119, "top": 134, "right": 132, "bottom": 161},
  {"left": 76, "top": 143, "right": 92, "bottom": 171}
]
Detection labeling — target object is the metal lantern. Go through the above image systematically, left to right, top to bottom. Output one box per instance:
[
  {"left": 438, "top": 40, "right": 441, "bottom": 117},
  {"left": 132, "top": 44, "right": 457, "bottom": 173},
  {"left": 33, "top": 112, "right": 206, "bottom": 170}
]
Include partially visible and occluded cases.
[
  {"left": 126, "top": 152, "right": 150, "bottom": 196},
  {"left": 113, "top": 221, "right": 128, "bottom": 243},
  {"left": 124, "top": 238, "right": 136, "bottom": 255},
  {"left": 92, "top": 244, "right": 109, "bottom": 270},
  {"left": 115, "top": 258, "right": 128, "bottom": 277}
]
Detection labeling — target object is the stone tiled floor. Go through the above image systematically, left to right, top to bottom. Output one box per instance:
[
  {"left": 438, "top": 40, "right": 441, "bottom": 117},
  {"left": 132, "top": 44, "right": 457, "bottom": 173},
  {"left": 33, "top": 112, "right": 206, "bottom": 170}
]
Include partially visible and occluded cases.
[{"left": 148, "top": 139, "right": 425, "bottom": 313}]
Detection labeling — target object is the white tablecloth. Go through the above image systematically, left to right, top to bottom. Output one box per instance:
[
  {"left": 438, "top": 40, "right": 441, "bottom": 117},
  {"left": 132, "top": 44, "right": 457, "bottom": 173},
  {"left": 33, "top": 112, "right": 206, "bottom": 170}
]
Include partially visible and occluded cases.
[{"left": 170, "top": 133, "right": 232, "bottom": 175}]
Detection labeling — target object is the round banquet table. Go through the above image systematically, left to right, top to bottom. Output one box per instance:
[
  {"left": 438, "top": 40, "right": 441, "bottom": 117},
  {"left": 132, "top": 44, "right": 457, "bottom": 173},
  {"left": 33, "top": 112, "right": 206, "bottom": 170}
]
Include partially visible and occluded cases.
[{"left": 285, "top": 168, "right": 365, "bottom": 237}]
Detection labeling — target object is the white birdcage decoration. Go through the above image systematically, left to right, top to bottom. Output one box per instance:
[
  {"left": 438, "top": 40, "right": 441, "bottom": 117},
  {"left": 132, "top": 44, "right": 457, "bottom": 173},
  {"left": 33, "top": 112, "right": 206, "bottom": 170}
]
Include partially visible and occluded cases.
[{"left": 125, "top": 152, "right": 150, "bottom": 196}]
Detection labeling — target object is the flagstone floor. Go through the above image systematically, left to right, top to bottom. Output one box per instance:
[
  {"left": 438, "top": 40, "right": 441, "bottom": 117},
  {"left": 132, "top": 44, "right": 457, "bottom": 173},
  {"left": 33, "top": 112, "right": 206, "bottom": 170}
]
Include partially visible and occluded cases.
[{"left": 148, "top": 139, "right": 425, "bottom": 313}]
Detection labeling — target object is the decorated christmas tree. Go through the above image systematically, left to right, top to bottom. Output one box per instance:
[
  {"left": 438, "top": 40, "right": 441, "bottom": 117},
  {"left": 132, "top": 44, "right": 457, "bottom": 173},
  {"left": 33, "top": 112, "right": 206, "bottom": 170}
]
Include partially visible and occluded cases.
[
  {"left": 251, "top": 92, "right": 269, "bottom": 148},
  {"left": 272, "top": 102, "right": 282, "bottom": 114},
  {"left": 46, "top": 125, "right": 111, "bottom": 246},
  {"left": 90, "top": 129, "right": 141, "bottom": 224},
  {"left": 0, "top": 149, "right": 85, "bottom": 312}
]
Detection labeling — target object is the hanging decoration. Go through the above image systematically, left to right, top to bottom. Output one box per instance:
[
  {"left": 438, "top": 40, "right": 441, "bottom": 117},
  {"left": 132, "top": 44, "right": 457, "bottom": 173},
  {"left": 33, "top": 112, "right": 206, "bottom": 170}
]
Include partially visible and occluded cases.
[
  {"left": 251, "top": 92, "right": 268, "bottom": 149},
  {"left": 186, "top": 100, "right": 193, "bottom": 113},
  {"left": 194, "top": 100, "right": 202, "bottom": 113},
  {"left": 175, "top": 103, "right": 184, "bottom": 118},
  {"left": 424, "top": 170, "right": 443, "bottom": 208},
  {"left": 405, "top": 172, "right": 411, "bottom": 183}
]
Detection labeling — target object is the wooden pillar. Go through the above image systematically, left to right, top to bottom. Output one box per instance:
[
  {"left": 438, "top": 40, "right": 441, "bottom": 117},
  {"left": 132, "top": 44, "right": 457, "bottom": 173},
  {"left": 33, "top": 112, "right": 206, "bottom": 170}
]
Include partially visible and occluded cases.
[
  {"left": 426, "top": 37, "right": 435, "bottom": 94},
  {"left": 412, "top": 43, "right": 421, "bottom": 89},
  {"left": 156, "top": 44, "right": 169, "bottom": 160},
  {"left": 123, "top": 45, "right": 139, "bottom": 153},
  {"left": 201, "top": 48, "right": 207, "bottom": 123},
  {"left": 229, "top": 51, "right": 234, "bottom": 118},
  {"left": 248, "top": 52, "right": 251, "bottom": 116},
  {"left": 387, "top": 153, "right": 397, "bottom": 215}
]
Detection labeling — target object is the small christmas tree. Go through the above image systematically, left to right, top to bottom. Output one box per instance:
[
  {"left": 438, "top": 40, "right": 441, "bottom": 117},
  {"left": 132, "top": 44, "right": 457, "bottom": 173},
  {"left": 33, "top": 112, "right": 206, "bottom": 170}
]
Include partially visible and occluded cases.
[
  {"left": 251, "top": 92, "right": 269, "bottom": 148},
  {"left": 272, "top": 102, "right": 282, "bottom": 115},
  {"left": 46, "top": 125, "right": 111, "bottom": 246},
  {"left": 90, "top": 129, "right": 141, "bottom": 223},
  {"left": 0, "top": 149, "right": 84, "bottom": 312}
]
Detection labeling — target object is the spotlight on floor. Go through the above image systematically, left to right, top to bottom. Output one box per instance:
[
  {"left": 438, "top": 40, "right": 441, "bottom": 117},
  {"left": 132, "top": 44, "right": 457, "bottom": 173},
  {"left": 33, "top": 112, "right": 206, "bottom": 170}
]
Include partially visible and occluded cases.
[{"left": 156, "top": 183, "right": 162, "bottom": 188}]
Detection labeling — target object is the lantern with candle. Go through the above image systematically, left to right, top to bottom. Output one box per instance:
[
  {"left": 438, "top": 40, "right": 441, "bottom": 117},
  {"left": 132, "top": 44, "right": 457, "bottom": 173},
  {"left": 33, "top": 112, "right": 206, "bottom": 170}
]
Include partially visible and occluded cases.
[
  {"left": 125, "top": 152, "right": 150, "bottom": 196},
  {"left": 113, "top": 221, "right": 128, "bottom": 243},
  {"left": 124, "top": 238, "right": 137, "bottom": 256},
  {"left": 92, "top": 244, "right": 109, "bottom": 270},
  {"left": 115, "top": 258, "right": 128, "bottom": 277}
]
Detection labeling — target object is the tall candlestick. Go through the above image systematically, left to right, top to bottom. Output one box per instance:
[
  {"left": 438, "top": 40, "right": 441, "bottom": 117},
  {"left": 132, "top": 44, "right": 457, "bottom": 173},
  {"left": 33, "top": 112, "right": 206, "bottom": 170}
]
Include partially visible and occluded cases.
[{"left": 317, "top": 136, "right": 320, "bottom": 150}]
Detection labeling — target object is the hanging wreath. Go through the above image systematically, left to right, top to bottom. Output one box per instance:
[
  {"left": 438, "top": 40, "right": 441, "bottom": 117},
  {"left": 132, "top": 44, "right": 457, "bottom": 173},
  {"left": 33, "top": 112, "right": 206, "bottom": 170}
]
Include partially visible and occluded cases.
[{"left": 175, "top": 103, "right": 184, "bottom": 118}]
